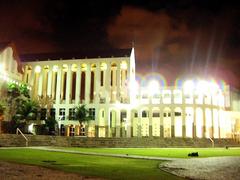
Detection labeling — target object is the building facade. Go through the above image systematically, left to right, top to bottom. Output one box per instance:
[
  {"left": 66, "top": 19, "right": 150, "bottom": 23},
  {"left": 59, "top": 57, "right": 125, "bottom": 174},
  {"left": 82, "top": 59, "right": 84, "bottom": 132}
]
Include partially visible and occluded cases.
[{"left": 0, "top": 43, "right": 239, "bottom": 138}]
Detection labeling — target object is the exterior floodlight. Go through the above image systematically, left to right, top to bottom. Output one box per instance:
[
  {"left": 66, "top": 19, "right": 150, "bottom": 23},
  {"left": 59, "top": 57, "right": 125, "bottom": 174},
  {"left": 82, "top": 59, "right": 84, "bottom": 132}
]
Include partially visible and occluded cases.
[
  {"left": 120, "top": 62, "right": 127, "bottom": 70},
  {"left": 35, "top": 65, "right": 41, "bottom": 73},
  {"left": 53, "top": 65, "right": 58, "bottom": 72},
  {"left": 130, "top": 80, "right": 139, "bottom": 92},
  {"left": 148, "top": 80, "right": 160, "bottom": 96},
  {"left": 183, "top": 80, "right": 194, "bottom": 94},
  {"left": 196, "top": 80, "right": 209, "bottom": 94},
  {"left": 209, "top": 82, "right": 219, "bottom": 94}
]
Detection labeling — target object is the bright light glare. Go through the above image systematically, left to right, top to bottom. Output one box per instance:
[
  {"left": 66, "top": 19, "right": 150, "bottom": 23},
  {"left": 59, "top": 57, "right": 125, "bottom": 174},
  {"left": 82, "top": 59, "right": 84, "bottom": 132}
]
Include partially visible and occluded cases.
[
  {"left": 120, "top": 61, "right": 127, "bottom": 70},
  {"left": 0, "top": 63, "right": 4, "bottom": 72},
  {"left": 35, "top": 65, "right": 41, "bottom": 73},
  {"left": 52, "top": 65, "right": 58, "bottom": 72},
  {"left": 148, "top": 80, "right": 159, "bottom": 96},
  {"left": 183, "top": 80, "right": 194, "bottom": 94},
  {"left": 196, "top": 80, "right": 208, "bottom": 94}
]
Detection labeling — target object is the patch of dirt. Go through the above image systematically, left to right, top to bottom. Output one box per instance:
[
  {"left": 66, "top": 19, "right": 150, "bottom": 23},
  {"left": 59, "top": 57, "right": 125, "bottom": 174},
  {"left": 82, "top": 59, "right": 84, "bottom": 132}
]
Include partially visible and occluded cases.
[{"left": 0, "top": 161, "right": 105, "bottom": 180}]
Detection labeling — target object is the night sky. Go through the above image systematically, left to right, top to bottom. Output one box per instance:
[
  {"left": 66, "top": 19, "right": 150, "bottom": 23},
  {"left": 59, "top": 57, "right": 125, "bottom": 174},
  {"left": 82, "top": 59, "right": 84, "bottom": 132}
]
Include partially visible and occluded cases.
[{"left": 0, "top": 0, "right": 239, "bottom": 87}]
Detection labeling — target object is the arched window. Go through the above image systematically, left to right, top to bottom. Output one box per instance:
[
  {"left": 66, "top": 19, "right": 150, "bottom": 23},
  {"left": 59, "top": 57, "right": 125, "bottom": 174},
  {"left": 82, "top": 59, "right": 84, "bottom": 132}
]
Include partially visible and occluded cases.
[{"left": 142, "top": 110, "right": 148, "bottom": 118}]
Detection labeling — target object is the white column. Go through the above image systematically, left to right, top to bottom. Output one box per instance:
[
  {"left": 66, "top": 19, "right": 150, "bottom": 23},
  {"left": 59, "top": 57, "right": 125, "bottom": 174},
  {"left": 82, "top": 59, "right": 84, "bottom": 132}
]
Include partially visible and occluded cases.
[
  {"left": 95, "top": 62, "right": 100, "bottom": 103},
  {"left": 105, "top": 62, "right": 111, "bottom": 103},
  {"left": 116, "top": 62, "right": 121, "bottom": 102},
  {"left": 66, "top": 64, "right": 72, "bottom": 104},
  {"left": 75, "top": 64, "right": 81, "bottom": 104},
  {"left": 85, "top": 64, "right": 91, "bottom": 104},
  {"left": 23, "top": 65, "right": 28, "bottom": 83},
  {"left": 30, "top": 66, "right": 35, "bottom": 87},
  {"left": 47, "top": 66, "right": 52, "bottom": 97},
  {"left": 56, "top": 67, "right": 62, "bottom": 104},
  {"left": 37, "top": 68, "right": 43, "bottom": 97},
  {"left": 126, "top": 109, "right": 132, "bottom": 137}
]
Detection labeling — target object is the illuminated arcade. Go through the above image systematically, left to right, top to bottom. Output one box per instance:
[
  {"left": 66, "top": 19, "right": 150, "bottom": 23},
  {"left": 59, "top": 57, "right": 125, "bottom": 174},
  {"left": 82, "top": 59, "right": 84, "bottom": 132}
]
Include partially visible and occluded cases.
[{"left": 0, "top": 43, "right": 239, "bottom": 138}]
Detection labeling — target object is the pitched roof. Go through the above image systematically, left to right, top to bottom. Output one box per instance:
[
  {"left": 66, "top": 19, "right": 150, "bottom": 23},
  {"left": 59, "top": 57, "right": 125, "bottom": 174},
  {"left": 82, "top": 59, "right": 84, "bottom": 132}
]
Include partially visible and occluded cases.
[{"left": 20, "top": 48, "right": 132, "bottom": 62}]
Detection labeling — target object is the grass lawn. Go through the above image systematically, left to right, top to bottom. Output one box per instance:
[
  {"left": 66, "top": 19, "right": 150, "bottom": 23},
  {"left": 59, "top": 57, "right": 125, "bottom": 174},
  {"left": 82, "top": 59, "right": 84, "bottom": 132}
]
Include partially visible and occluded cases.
[
  {"left": 53, "top": 147, "right": 240, "bottom": 158},
  {"left": 0, "top": 148, "right": 183, "bottom": 180}
]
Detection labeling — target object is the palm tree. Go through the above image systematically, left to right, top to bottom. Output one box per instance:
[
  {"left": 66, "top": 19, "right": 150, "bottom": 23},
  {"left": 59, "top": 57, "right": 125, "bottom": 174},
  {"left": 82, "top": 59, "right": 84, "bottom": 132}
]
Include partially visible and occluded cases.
[
  {"left": 15, "top": 100, "right": 39, "bottom": 122},
  {"left": 74, "top": 105, "right": 92, "bottom": 136}
]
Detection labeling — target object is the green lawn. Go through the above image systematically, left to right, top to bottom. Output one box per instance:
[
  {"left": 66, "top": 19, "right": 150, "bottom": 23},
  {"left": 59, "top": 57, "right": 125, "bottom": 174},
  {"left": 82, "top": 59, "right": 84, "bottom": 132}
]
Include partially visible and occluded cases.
[
  {"left": 54, "top": 147, "right": 240, "bottom": 158},
  {"left": 0, "top": 148, "right": 182, "bottom": 180}
]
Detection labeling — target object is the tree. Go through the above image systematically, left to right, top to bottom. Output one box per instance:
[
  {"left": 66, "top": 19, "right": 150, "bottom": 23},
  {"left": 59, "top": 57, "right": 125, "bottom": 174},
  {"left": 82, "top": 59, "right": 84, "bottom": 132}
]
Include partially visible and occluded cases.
[
  {"left": 4, "top": 82, "right": 39, "bottom": 133},
  {"left": 14, "top": 100, "right": 39, "bottom": 122},
  {"left": 0, "top": 101, "right": 6, "bottom": 133},
  {"left": 74, "top": 105, "right": 92, "bottom": 136}
]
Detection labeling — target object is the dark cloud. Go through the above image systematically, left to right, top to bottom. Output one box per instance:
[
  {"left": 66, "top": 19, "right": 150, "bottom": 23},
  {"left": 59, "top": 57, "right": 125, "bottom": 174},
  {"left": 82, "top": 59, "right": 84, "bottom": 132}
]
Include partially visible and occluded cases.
[
  {"left": 0, "top": 1, "right": 58, "bottom": 53},
  {"left": 107, "top": 5, "right": 240, "bottom": 87}
]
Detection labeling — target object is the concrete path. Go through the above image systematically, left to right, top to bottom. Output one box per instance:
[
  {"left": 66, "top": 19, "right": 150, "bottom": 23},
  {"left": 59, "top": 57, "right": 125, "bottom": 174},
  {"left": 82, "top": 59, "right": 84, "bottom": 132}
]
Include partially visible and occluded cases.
[
  {"left": 28, "top": 146, "right": 179, "bottom": 161},
  {"left": 160, "top": 156, "right": 240, "bottom": 180}
]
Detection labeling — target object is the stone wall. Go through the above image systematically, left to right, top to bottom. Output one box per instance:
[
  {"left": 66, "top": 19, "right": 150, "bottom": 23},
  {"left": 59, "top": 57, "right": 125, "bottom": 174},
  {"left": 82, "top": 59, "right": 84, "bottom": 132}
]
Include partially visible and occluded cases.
[{"left": 0, "top": 134, "right": 239, "bottom": 147}]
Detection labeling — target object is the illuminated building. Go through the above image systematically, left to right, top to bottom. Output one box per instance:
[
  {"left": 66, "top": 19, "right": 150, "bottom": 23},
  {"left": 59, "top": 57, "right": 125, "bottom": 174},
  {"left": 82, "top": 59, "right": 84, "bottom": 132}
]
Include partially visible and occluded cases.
[{"left": 0, "top": 42, "right": 239, "bottom": 138}]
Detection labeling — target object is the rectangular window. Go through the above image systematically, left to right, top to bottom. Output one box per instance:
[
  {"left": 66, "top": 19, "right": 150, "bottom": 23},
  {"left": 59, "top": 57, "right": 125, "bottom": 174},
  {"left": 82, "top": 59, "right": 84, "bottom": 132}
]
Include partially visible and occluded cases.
[
  {"left": 111, "top": 70, "right": 113, "bottom": 86},
  {"left": 100, "top": 71, "right": 104, "bottom": 86},
  {"left": 59, "top": 108, "right": 65, "bottom": 120},
  {"left": 69, "top": 108, "right": 75, "bottom": 120},
  {"left": 89, "top": 108, "right": 95, "bottom": 120},
  {"left": 102, "top": 110, "right": 104, "bottom": 118},
  {"left": 120, "top": 111, "right": 127, "bottom": 122},
  {"left": 142, "top": 111, "right": 148, "bottom": 118},
  {"left": 134, "top": 112, "right": 138, "bottom": 118},
  {"left": 152, "top": 112, "right": 160, "bottom": 117},
  {"left": 168, "top": 112, "right": 171, "bottom": 117},
  {"left": 174, "top": 112, "right": 181, "bottom": 116},
  {"left": 163, "top": 113, "right": 167, "bottom": 117}
]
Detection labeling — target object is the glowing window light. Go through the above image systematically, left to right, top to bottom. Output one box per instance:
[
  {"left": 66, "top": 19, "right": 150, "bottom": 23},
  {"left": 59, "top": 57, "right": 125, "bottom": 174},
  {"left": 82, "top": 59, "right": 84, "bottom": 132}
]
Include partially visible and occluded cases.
[
  {"left": 120, "top": 61, "right": 127, "bottom": 70},
  {"left": 100, "top": 63, "right": 107, "bottom": 70},
  {"left": 62, "top": 64, "right": 68, "bottom": 72},
  {"left": 35, "top": 65, "right": 41, "bottom": 73},
  {"left": 52, "top": 65, "right": 58, "bottom": 72},
  {"left": 147, "top": 80, "right": 160, "bottom": 96}
]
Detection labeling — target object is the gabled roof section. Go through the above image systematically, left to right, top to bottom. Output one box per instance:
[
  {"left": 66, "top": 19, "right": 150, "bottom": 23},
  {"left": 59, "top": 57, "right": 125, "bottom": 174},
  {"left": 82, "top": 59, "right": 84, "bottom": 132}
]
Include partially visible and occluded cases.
[
  {"left": 0, "top": 41, "right": 23, "bottom": 73},
  {"left": 20, "top": 48, "right": 132, "bottom": 62}
]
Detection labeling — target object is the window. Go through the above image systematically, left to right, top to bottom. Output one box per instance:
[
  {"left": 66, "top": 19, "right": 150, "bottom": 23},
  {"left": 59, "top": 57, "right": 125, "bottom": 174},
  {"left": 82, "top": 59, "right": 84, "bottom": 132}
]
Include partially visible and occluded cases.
[
  {"left": 111, "top": 70, "right": 113, "bottom": 86},
  {"left": 100, "top": 71, "right": 104, "bottom": 86},
  {"left": 40, "top": 108, "right": 47, "bottom": 120},
  {"left": 59, "top": 108, "right": 65, "bottom": 120},
  {"left": 69, "top": 108, "right": 75, "bottom": 120},
  {"left": 89, "top": 108, "right": 95, "bottom": 120},
  {"left": 102, "top": 110, "right": 104, "bottom": 118},
  {"left": 142, "top": 110, "right": 148, "bottom": 118},
  {"left": 120, "top": 111, "right": 127, "bottom": 122},
  {"left": 134, "top": 112, "right": 138, "bottom": 118},
  {"left": 152, "top": 112, "right": 160, "bottom": 117},
  {"left": 168, "top": 112, "right": 171, "bottom": 117},
  {"left": 174, "top": 112, "right": 181, "bottom": 116},
  {"left": 163, "top": 113, "right": 167, "bottom": 117}
]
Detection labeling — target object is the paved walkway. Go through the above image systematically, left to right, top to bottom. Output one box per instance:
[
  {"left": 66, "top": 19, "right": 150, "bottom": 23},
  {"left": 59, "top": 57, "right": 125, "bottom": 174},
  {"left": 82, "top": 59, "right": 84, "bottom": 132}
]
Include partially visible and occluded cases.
[{"left": 28, "top": 146, "right": 179, "bottom": 161}]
